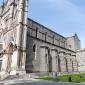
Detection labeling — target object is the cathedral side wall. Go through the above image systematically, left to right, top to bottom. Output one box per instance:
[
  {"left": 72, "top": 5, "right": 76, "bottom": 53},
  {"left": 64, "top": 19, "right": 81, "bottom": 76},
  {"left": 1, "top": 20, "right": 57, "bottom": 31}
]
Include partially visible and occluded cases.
[
  {"left": 26, "top": 19, "right": 77, "bottom": 73},
  {"left": 26, "top": 35, "right": 77, "bottom": 73}
]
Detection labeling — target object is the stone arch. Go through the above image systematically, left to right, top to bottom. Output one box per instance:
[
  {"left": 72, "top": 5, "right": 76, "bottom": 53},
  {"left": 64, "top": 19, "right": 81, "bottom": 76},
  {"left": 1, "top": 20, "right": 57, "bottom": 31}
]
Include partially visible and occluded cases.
[
  {"left": 39, "top": 46, "right": 49, "bottom": 72},
  {"left": 39, "top": 46, "right": 52, "bottom": 72},
  {"left": 50, "top": 49, "right": 58, "bottom": 72},
  {"left": 58, "top": 51, "right": 67, "bottom": 72},
  {"left": 66, "top": 53, "right": 73, "bottom": 72},
  {"left": 71, "top": 55, "right": 78, "bottom": 72}
]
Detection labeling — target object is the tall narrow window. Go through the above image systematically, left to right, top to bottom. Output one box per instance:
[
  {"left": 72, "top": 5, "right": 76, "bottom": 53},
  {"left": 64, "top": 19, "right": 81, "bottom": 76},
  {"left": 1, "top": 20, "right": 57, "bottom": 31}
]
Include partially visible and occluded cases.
[
  {"left": 33, "top": 44, "right": 36, "bottom": 52},
  {"left": 33, "top": 44, "right": 37, "bottom": 60},
  {"left": 45, "top": 54, "right": 48, "bottom": 64},
  {"left": 56, "top": 56, "right": 57, "bottom": 64},
  {"left": 58, "top": 57, "right": 61, "bottom": 72}
]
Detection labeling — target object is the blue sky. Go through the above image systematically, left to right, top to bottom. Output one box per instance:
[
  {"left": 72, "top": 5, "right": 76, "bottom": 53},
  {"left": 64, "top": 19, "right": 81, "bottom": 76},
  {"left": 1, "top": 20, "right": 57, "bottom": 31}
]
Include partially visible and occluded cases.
[
  {"left": 0, "top": 0, "right": 85, "bottom": 48},
  {"left": 28, "top": 0, "right": 85, "bottom": 48}
]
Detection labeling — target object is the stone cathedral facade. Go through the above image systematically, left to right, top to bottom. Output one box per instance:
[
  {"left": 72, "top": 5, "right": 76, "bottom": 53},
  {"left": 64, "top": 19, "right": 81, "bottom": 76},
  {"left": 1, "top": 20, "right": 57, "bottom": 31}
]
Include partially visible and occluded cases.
[{"left": 0, "top": 0, "right": 80, "bottom": 76}]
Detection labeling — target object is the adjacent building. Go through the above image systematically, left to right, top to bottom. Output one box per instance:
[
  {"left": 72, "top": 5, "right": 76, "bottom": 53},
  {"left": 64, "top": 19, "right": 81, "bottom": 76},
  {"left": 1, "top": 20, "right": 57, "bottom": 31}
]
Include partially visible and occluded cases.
[{"left": 76, "top": 49, "right": 85, "bottom": 72}]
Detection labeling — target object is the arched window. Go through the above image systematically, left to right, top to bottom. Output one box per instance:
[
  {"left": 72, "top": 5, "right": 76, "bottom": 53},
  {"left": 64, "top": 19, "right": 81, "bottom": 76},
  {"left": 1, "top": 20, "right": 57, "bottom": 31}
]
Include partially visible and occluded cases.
[
  {"left": 33, "top": 44, "right": 36, "bottom": 52},
  {"left": 33, "top": 44, "right": 37, "bottom": 60},
  {"left": 48, "top": 49, "right": 50, "bottom": 54},
  {"left": 45, "top": 54, "right": 48, "bottom": 64}
]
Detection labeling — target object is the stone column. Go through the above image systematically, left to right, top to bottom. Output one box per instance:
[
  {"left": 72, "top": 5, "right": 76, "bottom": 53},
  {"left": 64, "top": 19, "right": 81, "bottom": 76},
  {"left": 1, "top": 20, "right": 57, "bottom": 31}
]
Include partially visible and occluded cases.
[
  {"left": 10, "top": 0, "right": 25, "bottom": 75},
  {"left": 21, "top": 0, "right": 29, "bottom": 73},
  {"left": 40, "top": 46, "right": 49, "bottom": 72},
  {"left": 51, "top": 49, "right": 58, "bottom": 72},
  {"left": 59, "top": 51, "right": 67, "bottom": 72},
  {"left": 66, "top": 53, "right": 73, "bottom": 73},
  {"left": 72, "top": 55, "right": 78, "bottom": 72}
]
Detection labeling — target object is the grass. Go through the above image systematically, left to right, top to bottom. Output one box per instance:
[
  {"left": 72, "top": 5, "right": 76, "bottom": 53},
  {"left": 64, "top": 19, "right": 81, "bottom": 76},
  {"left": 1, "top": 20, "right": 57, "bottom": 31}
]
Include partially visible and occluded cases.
[
  {"left": 36, "top": 73, "right": 85, "bottom": 83},
  {"left": 58, "top": 73, "right": 85, "bottom": 83},
  {"left": 36, "top": 76, "right": 53, "bottom": 81}
]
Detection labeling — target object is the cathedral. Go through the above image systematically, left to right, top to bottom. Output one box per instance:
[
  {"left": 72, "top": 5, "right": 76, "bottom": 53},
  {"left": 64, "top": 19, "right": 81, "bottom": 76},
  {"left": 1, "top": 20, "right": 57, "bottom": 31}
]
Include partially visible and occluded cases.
[{"left": 0, "top": 0, "right": 82, "bottom": 78}]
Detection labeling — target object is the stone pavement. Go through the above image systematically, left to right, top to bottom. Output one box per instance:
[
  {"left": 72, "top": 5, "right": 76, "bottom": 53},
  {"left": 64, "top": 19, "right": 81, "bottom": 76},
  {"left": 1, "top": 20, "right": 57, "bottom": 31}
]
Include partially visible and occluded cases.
[{"left": 0, "top": 79, "right": 85, "bottom": 85}]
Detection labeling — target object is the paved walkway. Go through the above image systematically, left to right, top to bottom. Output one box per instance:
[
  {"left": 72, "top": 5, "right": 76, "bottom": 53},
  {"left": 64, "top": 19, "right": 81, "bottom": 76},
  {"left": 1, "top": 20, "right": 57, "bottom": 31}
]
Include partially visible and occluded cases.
[{"left": 0, "top": 79, "right": 85, "bottom": 85}]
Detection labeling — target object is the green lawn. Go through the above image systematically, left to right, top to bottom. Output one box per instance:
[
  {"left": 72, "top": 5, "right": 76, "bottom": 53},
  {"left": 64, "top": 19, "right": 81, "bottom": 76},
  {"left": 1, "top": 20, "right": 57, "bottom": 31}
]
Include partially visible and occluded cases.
[
  {"left": 36, "top": 73, "right": 85, "bottom": 83},
  {"left": 58, "top": 73, "right": 85, "bottom": 83},
  {"left": 36, "top": 76, "right": 53, "bottom": 81}
]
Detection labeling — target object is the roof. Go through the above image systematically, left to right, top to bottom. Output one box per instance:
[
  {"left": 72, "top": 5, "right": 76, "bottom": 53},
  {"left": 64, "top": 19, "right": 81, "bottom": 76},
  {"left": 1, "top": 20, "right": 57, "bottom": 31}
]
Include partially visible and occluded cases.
[{"left": 28, "top": 18, "right": 66, "bottom": 39}]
